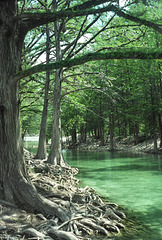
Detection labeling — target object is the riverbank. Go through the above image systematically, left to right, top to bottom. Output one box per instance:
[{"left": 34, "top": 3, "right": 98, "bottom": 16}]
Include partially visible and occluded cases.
[
  {"left": 66, "top": 136, "right": 162, "bottom": 154},
  {"left": 1, "top": 138, "right": 161, "bottom": 240},
  {"left": 1, "top": 149, "right": 157, "bottom": 240},
  {"left": 0, "top": 150, "right": 127, "bottom": 240}
]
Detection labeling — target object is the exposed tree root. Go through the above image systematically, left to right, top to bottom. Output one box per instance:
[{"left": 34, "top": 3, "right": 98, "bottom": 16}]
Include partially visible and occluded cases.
[
  {"left": 0, "top": 150, "right": 127, "bottom": 239},
  {"left": 9, "top": 172, "right": 70, "bottom": 222},
  {"left": 48, "top": 228, "right": 79, "bottom": 240}
]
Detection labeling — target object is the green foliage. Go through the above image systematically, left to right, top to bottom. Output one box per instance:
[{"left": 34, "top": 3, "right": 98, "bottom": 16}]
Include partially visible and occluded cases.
[
  {"left": 18, "top": 0, "right": 161, "bottom": 144},
  {"left": 20, "top": 73, "right": 46, "bottom": 137}
]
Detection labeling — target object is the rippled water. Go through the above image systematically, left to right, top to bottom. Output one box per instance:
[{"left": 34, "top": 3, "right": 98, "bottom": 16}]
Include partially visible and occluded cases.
[{"left": 63, "top": 150, "right": 162, "bottom": 240}]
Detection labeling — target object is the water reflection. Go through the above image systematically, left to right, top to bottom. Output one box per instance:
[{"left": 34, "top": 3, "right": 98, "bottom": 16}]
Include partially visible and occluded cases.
[{"left": 63, "top": 150, "right": 162, "bottom": 239}]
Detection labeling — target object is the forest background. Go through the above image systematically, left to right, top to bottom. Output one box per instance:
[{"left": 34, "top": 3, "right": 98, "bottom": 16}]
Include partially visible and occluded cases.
[{"left": 20, "top": 0, "right": 162, "bottom": 159}]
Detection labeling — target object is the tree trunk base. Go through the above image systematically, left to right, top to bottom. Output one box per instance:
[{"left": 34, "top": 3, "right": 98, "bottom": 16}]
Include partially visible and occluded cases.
[
  {"left": 47, "top": 152, "right": 67, "bottom": 167},
  {"left": 1, "top": 154, "right": 127, "bottom": 240},
  {"left": 2, "top": 171, "right": 69, "bottom": 222}
]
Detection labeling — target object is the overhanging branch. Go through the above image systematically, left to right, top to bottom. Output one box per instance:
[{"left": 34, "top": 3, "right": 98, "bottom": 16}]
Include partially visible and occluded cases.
[
  {"left": 18, "top": 4, "right": 162, "bottom": 34},
  {"left": 15, "top": 48, "right": 162, "bottom": 81}
]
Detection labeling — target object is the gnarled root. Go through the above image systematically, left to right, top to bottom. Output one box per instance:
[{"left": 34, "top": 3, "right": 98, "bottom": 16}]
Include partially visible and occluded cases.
[
  {"left": 4, "top": 152, "right": 126, "bottom": 240},
  {"left": 7, "top": 171, "right": 70, "bottom": 222},
  {"left": 48, "top": 228, "right": 79, "bottom": 240}
]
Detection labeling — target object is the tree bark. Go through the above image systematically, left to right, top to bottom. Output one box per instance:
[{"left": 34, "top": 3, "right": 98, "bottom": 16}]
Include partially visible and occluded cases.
[
  {"left": 0, "top": 0, "right": 69, "bottom": 222},
  {"left": 0, "top": 0, "right": 25, "bottom": 201},
  {"left": 47, "top": 0, "right": 64, "bottom": 166},
  {"left": 35, "top": 22, "right": 50, "bottom": 160},
  {"left": 149, "top": 65, "right": 158, "bottom": 152},
  {"left": 47, "top": 68, "right": 64, "bottom": 165},
  {"left": 109, "top": 110, "right": 114, "bottom": 151},
  {"left": 158, "top": 114, "right": 162, "bottom": 148},
  {"left": 134, "top": 122, "right": 139, "bottom": 145},
  {"left": 72, "top": 128, "right": 77, "bottom": 146}
]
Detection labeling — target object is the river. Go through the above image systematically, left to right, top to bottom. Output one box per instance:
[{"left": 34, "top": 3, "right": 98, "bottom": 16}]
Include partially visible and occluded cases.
[
  {"left": 24, "top": 139, "right": 162, "bottom": 239},
  {"left": 63, "top": 150, "right": 162, "bottom": 240}
]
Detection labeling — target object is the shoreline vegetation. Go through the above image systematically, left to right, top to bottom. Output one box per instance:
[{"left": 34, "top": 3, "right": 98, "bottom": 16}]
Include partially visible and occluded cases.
[
  {"left": 63, "top": 135, "right": 162, "bottom": 155},
  {"left": 0, "top": 138, "right": 161, "bottom": 239}
]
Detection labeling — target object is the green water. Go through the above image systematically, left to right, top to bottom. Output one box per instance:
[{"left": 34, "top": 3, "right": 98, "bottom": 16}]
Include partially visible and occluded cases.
[
  {"left": 24, "top": 140, "right": 162, "bottom": 239},
  {"left": 23, "top": 141, "right": 38, "bottom": 154},
  {"left": 63, "top": 150, "right": 162, "bottom": 240}
]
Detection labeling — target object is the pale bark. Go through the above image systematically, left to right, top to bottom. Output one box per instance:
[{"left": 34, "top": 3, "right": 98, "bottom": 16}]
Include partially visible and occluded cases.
[
  {"left": 47, "top": 1, "right": 64, "bottom": 166},
  {"left": 35, "top": 23, "right": 50, "bottom": 160},
  {"left": 47, "top": 68, "right": 64, "bottom": 165}
]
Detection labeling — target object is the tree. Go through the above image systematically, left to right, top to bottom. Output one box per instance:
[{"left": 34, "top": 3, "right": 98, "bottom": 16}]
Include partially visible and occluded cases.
[
  {"left": 0, "top": 0, "right": 161, "bottom": 220},
  {"left": 47, "top": 0, "right": 64, "bottom": 165},
  {"left": 35, "top": 22, "right": 51, "bottom": 160}
]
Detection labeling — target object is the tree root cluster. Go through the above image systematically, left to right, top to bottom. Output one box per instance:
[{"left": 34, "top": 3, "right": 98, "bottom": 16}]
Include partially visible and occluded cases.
[{"left": 0, "top": 151, "right": 126, "bottom": 239}]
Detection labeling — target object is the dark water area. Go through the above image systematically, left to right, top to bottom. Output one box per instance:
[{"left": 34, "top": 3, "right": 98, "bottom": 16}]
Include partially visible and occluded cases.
[{"left": 63, "top": 150, "right": 162, "bottom": 240}]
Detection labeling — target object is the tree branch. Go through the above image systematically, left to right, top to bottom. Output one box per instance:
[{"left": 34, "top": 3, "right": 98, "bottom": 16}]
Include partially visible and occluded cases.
[
  {"left": 17, "top": 3, "right": 162, "bottom": 34},
  {"left": 114, "top": 6, "right": 162, "bottom": 34},
  {"left": 69, "top": 13, "right": 116, "bottom": 58},
  {"left": 62, "top": 15, "right": 101, "bottom": 57},
  {"left": 15, "top": 48, "right": 162, "bottom": 81}
]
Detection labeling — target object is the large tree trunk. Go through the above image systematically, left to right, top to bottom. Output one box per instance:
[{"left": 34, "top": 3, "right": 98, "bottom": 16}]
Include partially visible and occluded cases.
[
  {"left": 0, "top": 0, "right": 69, "bottom": 222},
  {"left": 0, "top": 0, "right": 24, "bottom": 201}
]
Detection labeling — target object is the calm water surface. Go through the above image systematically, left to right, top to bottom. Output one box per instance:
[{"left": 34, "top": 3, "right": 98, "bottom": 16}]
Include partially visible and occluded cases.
[{"left": 63, "top": 150, "right": 162, "bottom": 239}]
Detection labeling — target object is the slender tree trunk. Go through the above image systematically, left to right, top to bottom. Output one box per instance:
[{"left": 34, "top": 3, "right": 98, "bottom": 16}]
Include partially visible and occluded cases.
[
  {"left": 47, "top": 1, "right": 64, "bottom": 165},
  {"left": 35, "top": 23, "right": 50, "bottom": 160},
  {"left": 155, "top": 33, "right": 162, "bottom": 148},
  {"left": 47, "top": 68, "right": 64, "bottom": 165},
  {"left": 149, "top": 68, "right": 158, "bottom": 152},
  {"left": 99, "top": 90, "right": 104, "bottom": 146},
  {"left": 109, "top": 111, "right": 114, "bottom": 151},
  {"left": 158, "top": 114, "right": 162, "bottom": 148},
  {"left": 100, "top": 120, "right": 104, "bottom": 146},
  {"left": 134, "top": 122, "right": 139, "bottom": 145},
  {"left": 80, "top": 125, "right": 87, "bottom": 143},
  {"left": 72, "top": 127, "right": 77, "bottom": 146}
]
